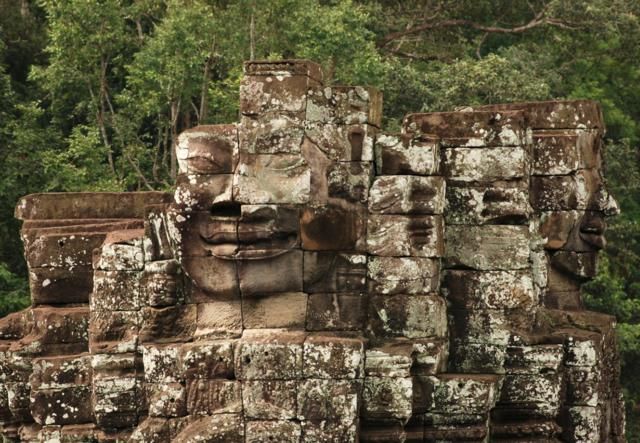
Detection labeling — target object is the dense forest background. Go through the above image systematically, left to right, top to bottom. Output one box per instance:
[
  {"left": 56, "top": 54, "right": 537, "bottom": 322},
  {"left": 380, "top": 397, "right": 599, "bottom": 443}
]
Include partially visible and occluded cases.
[{"left": 0, "top": 0, "right": 639, "bottom": 436}]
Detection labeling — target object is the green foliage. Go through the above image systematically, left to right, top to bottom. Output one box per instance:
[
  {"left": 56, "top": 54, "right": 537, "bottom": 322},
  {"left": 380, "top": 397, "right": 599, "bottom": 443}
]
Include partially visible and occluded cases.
[{"left": 1, "top": 0, "right": 640, "bottom": 435}]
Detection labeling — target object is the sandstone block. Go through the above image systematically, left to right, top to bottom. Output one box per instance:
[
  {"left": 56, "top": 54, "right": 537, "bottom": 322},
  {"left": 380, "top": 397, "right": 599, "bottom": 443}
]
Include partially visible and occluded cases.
[
  {"left": 240, "top": 70, "right": 311, "bottom": 115},
  {"left": 306, "top": 85, "right": 382, "bottom": 127},
  {"left": 404, "top": 110, "right": 525, "bottom": 147},
  {"left": 240, "top": 113, "right": 304, "bottom": 154},
  {"left": 304, "top": 122, "right": 375, "bottom": 162},
  {"left": 175, "top": 125, "right": 237, "bottom": 175},
  {"left": 533, "top": 130, "right": 600, "bottom": 175},
  {"left": 375, "top": 133, "right": 439, "bottom": 175},
  {"left": 443, "top": 146, "right": 527, "bottom": 183},
  {"left": 233, "top": 154, "right": 311, "bottom": 204},
  {"left": 327, "top": 162, "right": 373, "bottom": 204},
  {"left": 531, "top": 170, "right": 600, "bottom": 211},
  {"left": 173, "top": 174, "right": 233, "bottom": 212},
  {"left": 369, "top": 175, "right": 445, "bottom": 215},
  {"left": 445, "top": 182, "right": 530, "bottom": 225},
  {"left": 301, "top": 205, "right": 366, "bottom": 251},
  {"left": 538, "top": 210, "right": 581, "bottom": 250},
  {"left": 367, "top": 215, "right": 444, "bottom": 257},
  {"left": 445, "top": 225, "right": 530, "bottom": 270},
  {"left": 26, "top": 232, "right": 106, "bottom": 269},
  {"left": 94, "top": 232, "right": 145, "bottom": 271},
  {"left": 238, "top": 250, "right": 303, "bottom": 295},
  {"left": 303, "top": 252, "right": 367, "bottom": 293},
  {"left": 181, "top": 256, "right": 238, "bottom": 297},
  {"left": 367, "top": 256, "right": 439, "bottom": 294},
  {"left": 141, "top": 262, "right": 180, "bottom": 307},
  {"left": 29, "top": 267, "right": 93, "bottom": 305},
  {"left": 92, "top": 270, "right": 141, "bottom": 311},
  {"left": 443, "top": 270, "right": 536, "bottom": 310},
  {"left": 242, "top": 292, "right": 307, "bottom": 329},
  {"left": 306, "top": 293, "right": 367, "bottom": 331},
  {"left": 368, "top": 294, "right": 447, "bottom": 339},
  {"left": 194, "top": 300, "right": 243, "bottom": 340},
  {"left": 139, "top": 305, "right": 196, "bottom": 344},
  {"left": 89, "top": 309, "right": 139, "bottom": 354},
  {"left": 235, "top": 330, "right": 305, "bottom": 380},
  {"left": 303, "top": 335, "right": 364, "bottom": 379},
  {"left": 365, "top": 340, "right": 447, "bottom": 378},
  {"left": 179, "top": 341, "right": 235, "bottom": 380},
  {"left": 448, "top": 341, "right": 506, "bottom": 374},
  {"left": 141, "top": 344, "right": 181, "bottom": 383},
  {"left": 504, "top": 344, "right": 564, "bottom": 374},
  {"left": 30, "top": 354, "right": 91, "bottom": 390},
  {"left": 566, "top": 366, "right": 600, "bottom": 406},
  {"left": 499, "top": 372, "right": 563, "bottom": 418},
  {"left": 428, "top": 374, "right": 502, "bottom": 415},
  {"left": 362, "top": 376, "right": 413, "bottom": 421},
  {"left": 93, "top": 377, "right": 140, "bottom": 428},
  {"left": 185, "top": 379, "right": 242, "bottom": 415},
  {"left": 297, "top": 379, "right": 360, "bottom": 422},
  {"left": 243, "top": 380, "right": 297, "bottom": 419},
  {"left": 146, "top": 382, "right": 186, "bottom": 418},
  {"left": 30, "top": 386, "right": 93, "bottom": 425},
  {"left": 561, "top": 406, "right": 601, "bottom": 443},
  {"left": 173, "top": 414, "right": 244, "bottom": 443},
  {"left": 246, "top": 420, "right": 302, "bottom": 443},
  {"left": 301, "top": 420, "right": 358, "bottom": 443}
]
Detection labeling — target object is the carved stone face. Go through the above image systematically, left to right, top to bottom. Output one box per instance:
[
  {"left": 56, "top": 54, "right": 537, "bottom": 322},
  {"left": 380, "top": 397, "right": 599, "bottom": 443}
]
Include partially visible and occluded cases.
[
  {"left": 170, "top": 118, "right": 372, "bottom": 297},
  {"left": 532, "top": 130, "right": 619, "bottom": 290}
]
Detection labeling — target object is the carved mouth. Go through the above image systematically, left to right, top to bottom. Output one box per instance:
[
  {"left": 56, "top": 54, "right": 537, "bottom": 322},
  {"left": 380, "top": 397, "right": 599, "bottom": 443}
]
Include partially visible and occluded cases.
[
  {"left": 579, "top": 217, "right": 606, "bottom": 250},
  {"left": 200, "top": 225, "right": 297, "bottom": 260}
]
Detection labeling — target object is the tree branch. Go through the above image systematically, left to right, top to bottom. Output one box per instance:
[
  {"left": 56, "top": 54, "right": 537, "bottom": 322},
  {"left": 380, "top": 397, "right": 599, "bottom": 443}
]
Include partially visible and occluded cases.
[{"left": 377, "top": 9, "right": 575, "bottom": 48}]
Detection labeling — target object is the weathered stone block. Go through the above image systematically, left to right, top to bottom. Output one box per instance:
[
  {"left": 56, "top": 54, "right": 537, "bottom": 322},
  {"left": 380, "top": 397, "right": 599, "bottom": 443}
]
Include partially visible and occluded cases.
[
  {"left": 240, "top": 71, "right": 311, "bottom": 115},
  {"left": 306, "top": 85, "right": 382, "bottom": 127},
  {"left": 404, "top": 110, "right": 525, "bottom": 147},
  {"left": 240, "top": 113, "right": 304, "bottom": 154},
  {"left": 305, "top": 122, "right": 375, "bottom": 162},
  {"left": 175, "top": 124, "right": 237, "bottom": 175},
  {"left": 533, "top": 130, "right": 600, "bottom": 175},
  {"left": 375, "top": 134, "right": 439, "bottom": 175},
  {"left": 443, "top": 146, "right": 527, "bottom": 183},
  {"left": 233, "top": 153, "right": 311, "bottom": 204},
  {"left": 327, "top": 162, "right": 373, "bottom": 204},
  {"left": 531, "top": 170, "right": 600, "bottom": 211},
  {"left": 173, "top": 174, "right": 234, "bottom": 212},
  {"left": 369, "top": 175, "right": 445, "bottom": 215},
  {"left": 445, "top": 182, "right": 530, "bottom": 225},
  {"left": 238, "top": 204, "right": 300, "bottom": 256},
  {"left": 301, "top": 205, "right": 366, "bottom": 251},
  {"left": 538, "top": 210, "right": 581, "bottom": 250},
  {"left": 367, "top": 215, "right": 444, "bottom": 257},
  {"left": 445, "top": 225, "right": 530, "bottom": 270},
  {"left": 94, "top": 231, "right": 145, "bottom": 271},
  {"left": 26, "top": 232, "right": 106, "bottom": 269},
  {"left": 238, "top": 250, "right": 303, "bottom": 295},
  {"left": 550, "top": 250, "right": 598, "bottom": 280},
  {"left": 303, "top": 252, "right": 367, "bottom": 293},
  {"left": 181, "top": 256, "right": 238, "bottom": 297},
  {"left": 367, "top": 256, "right": 439, "bottom": 295},
  {"left": 141, "top": 260, "right": 180, "bottom": 307},
  {"left": 29, "top": 267, "right": 93, "bottom": 305},
  {"left": 92, "top": 270, "right": 141, "bottom": 311},
  {"left": 443, "top": 270, "right": 536, "bottom": 310},
  {"left": 242, "top": 292, "right": 307, "bottom": 329},
  {"left": 306, "top": 293, "right": 367, "bottom": 331},
  {"left": 368, "top": 294, "right": 447, "bottom": 339},
  {"left": 194, "top": 300, "right": 243, "bottom": 340},
  {"left": 139, "top": 305, "right": 196, "bottom": 344},
  {"left": 89, "top": 309, "right": 139, "bottom": 354},
  {"left": 235, "top": 330, "right": 305, "bottom": 380},
  {"left": 303, "top": 335, "right": 364, "bottom": 379},
  {"left": 365, "top": 340, "right": 447, "bottom": 378},
  {"left": 179, "top": 341, "right": 235, "bottom": 380},
  {"left": 448, "top": 341, "right": 506, "bottom": 374},
  {"left": 504, "top": 343, "right": 564, "bottom": 374},
  {"left": 141, "top": 344, "right": 181, "bottom": 383},
  {"left": 30, "top": 354, "right": 91, "bottom": 390},
  {"left": 566, "top": 366, "right": 599, "bottom": 406},
  {"left": 499, "top": 372, "right": 563, "bottom": 418},
  {"left": 428, "top": 374, "right": 502, "bottom": 415},
  {"left": 362, "top": 376, "right": 412, "bottom": 421},
  {"left": 92, "top": 377, "right": 140, "bottom": 428},
  {"left": 185, "top": 379, "right": 241, "bottom": 415},
  {"left": 297, "top": 379, "right": 360, "bottom": 422},
  {"left": 243, "top": 380, "right": 297, "bottom": 419},
  {"left": 147, "top": 382, "right": 186, "bottom": 418},
  {"left": 30, "top": 386, "right": 93, "bottom": 425},
  {"left": 561, "top": 405, "right": 601, "bottom": 443},
  {"left": 173, "top": 414, "right": 244, "bottom": 443},
  {"left": 246, "top": 420, "right": 302, "bottom": 443},
  {"left": 301, "top": 420, "right": 358, "bottom": 443}
]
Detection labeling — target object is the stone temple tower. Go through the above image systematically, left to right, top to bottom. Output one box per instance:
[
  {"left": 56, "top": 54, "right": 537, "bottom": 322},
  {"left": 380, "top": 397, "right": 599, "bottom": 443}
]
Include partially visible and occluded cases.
[{"left": 0, "top": 59, "right": 625, "bottom": 442}]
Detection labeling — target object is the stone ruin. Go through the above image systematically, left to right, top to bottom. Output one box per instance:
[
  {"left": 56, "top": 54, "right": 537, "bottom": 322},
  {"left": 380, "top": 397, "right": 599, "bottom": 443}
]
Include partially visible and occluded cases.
[{"left": 0, "top": 59, "right": 626, "bottom": 442}]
